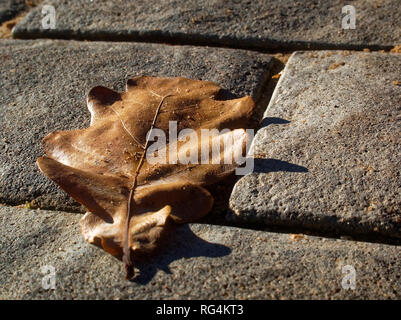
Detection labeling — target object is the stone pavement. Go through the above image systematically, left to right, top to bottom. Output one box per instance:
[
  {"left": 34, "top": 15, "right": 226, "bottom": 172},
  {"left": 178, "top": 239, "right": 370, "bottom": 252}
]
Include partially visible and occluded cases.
[
  {"left": 0, "top": 0, "right": 400, "bottom": 300},
  {"left": 12, "top": 0, "right": 401, "bottom": 50},
  {"left": 229, "top": 50, "right": 401, "bottom": 240},
  {"left": 2, "top": 206, "right": 401, "bottom": 299}
]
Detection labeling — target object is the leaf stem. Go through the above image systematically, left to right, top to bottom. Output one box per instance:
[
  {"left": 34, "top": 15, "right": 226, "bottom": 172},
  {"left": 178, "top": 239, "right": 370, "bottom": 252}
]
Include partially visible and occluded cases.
[{"left": 122, "top": 93, "right": 172, "bottom": 280}]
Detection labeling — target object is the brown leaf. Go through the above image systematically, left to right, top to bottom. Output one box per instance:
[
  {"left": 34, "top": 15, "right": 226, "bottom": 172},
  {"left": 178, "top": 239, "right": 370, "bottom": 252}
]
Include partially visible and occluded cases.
[{"left": 37, "top": 76, "right": 254, "bottom": 278}]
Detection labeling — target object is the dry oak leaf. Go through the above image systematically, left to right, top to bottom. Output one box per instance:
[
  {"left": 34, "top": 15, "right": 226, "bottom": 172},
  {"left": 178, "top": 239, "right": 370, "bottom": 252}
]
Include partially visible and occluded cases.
[{"left": 37, "top": 76, "right": 254, "bottom": 278}]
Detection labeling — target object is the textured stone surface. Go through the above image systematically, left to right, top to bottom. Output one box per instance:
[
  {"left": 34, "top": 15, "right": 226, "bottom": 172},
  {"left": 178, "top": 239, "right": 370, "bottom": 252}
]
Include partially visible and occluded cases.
[
  {"left": 0, "top": 0, "right": 25, "bottom": 23},
  {"left": 12, "top": 0, "right": 401, "bottom": 50},
  {"left": 0, "top": 39, "right": 272, "bottom": 211},
  {"left": 229, "top": 51, "right": 401, "bottom": 239},
  {"left": 1, "top": 205, "right": 401, "bottom": 299}
]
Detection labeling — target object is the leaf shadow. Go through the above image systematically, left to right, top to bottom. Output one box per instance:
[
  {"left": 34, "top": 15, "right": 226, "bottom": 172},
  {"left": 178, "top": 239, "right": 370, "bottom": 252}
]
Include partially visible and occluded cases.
[
  {"left": 253, "top": 117, "right": 308, "bottom": 174},
  {"left": 259, "top": 117, "right": 290, "bottom": 128},
  {"left": 131, "top": 224, "right": 231, "bottom": 285}
]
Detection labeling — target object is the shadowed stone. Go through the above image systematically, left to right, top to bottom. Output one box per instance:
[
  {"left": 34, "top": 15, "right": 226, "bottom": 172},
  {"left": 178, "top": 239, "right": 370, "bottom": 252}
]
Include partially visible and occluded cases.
[
  {"left": 0, "top": 0, "right": 25, "bottom": 23},
  {"left": 12, "top": 0, "right": 401, "bottom": 50},
  {"left": 0, "top": 39, "right": 272, "bottom": 211},
  {"left": 229, "top": 51, "right": 401, "bottom": 239},
  {"left": 1, "top": 205, "right": 401, "bottom": 299}
]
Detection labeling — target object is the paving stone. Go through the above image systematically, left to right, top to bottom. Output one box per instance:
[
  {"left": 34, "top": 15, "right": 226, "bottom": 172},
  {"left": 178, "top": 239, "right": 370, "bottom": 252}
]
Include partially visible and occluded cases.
[
  {"left": 0, "top": 0, "right": 25, "bottom": 23},
  {"left": 12, "top": 0, "right": 401, "bottom": 50},
  {"left": 0, "top": 39, "right": 272, "bottom": 211},
  {"left": 229, "top": 50, "right": 401, "bottom": 239},
  {"left": 1, "top": 205, "right": 401, "bottom": 299}
]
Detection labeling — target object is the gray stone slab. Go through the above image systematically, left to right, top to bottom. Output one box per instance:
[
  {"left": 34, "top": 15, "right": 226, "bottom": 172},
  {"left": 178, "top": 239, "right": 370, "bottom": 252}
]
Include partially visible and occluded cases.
[
  {"left": 0, "top": 0, "right": 25, "bottom": 23},
  {"left": 12, "top": 0, "right": 401, "bottom": 50},
  {"left": 0, "top": 39, "right": 272, "bottom": 211},
  {"left": 229, "top": 51, "right": 401, "bottom": 239},
  {"left": 1, "top": 205, "right": 401, "bottom": 299}
]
